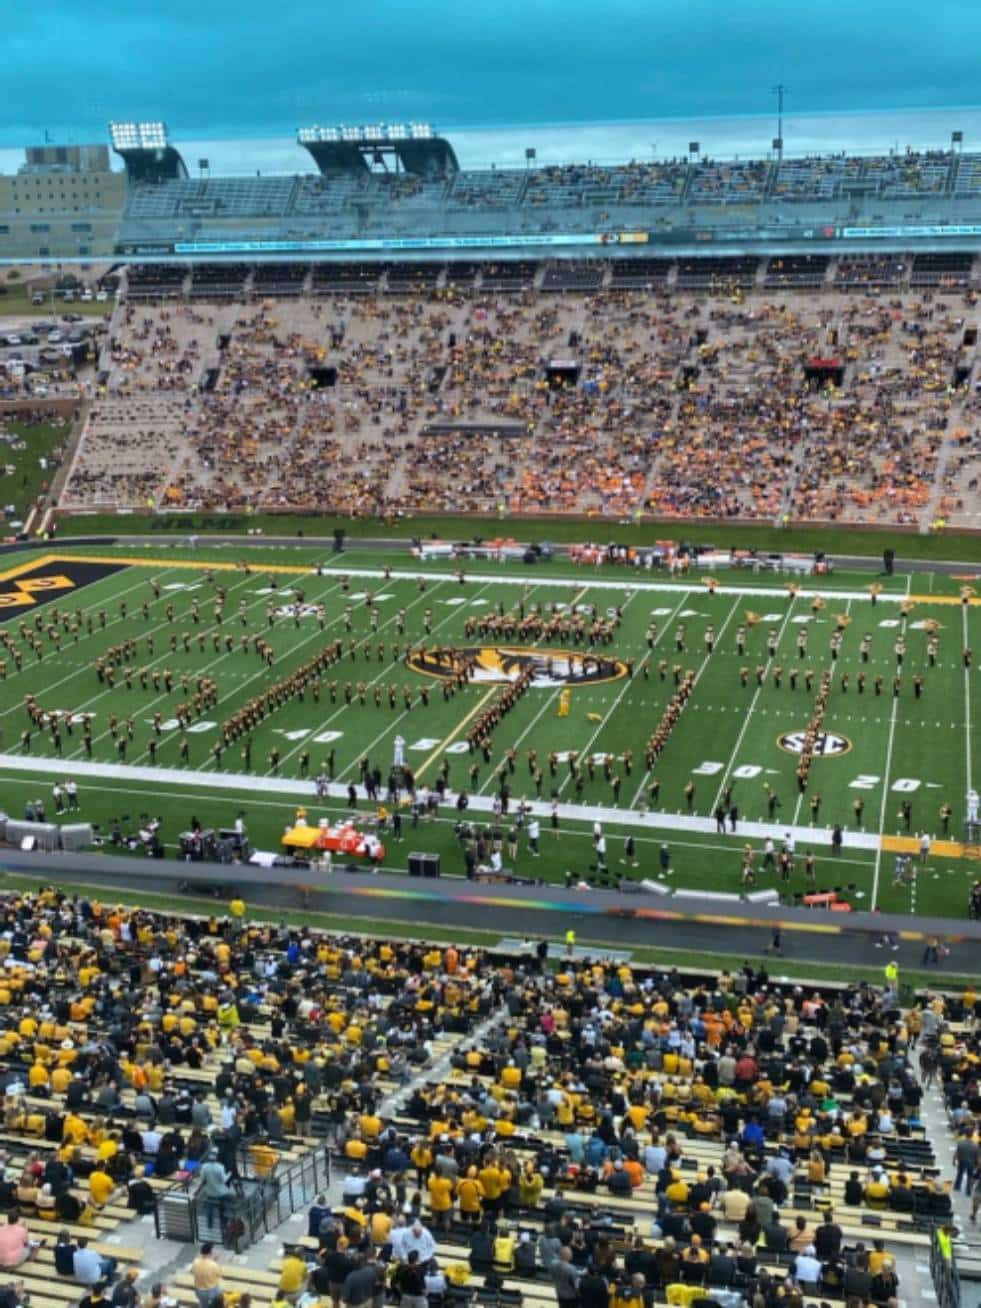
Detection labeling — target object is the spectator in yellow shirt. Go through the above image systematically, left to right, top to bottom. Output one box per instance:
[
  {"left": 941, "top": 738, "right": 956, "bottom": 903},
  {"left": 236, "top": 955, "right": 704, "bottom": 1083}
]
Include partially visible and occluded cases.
[
  {"left": 88, "top": 1168, "right": 116, "bottom": 1208},
  {"left": 427, "top": 1174, "right": 453, "bottom": 1229}
]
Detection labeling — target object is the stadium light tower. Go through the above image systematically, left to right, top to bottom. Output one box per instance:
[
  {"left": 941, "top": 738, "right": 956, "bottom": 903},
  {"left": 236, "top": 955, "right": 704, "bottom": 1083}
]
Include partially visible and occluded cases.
[
  {"left": 772, "top": 84, "right": 786, "bottom": 162},
  {"left": 108, "top": 120, "right": 187, "bottom": 181}
]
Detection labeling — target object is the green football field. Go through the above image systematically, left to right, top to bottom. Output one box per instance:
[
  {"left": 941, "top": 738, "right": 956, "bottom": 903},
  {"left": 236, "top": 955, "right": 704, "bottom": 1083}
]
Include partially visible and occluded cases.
[{"left": 0, "top": 542, "right": 978, "bottom": 920}]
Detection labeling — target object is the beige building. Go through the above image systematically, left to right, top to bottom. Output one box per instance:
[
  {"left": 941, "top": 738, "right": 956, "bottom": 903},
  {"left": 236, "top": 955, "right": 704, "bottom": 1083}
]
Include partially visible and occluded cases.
[{"left": 0, "top": 145, "right": 126, "bottom": 260}]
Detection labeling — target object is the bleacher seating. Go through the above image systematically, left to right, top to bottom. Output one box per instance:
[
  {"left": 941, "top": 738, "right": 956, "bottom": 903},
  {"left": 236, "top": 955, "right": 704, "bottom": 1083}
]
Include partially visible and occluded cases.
[
  {"left": 954, "top": 153, "right": 981, "bottom": 195},
  {"left": 771, "top": 156, "right": 849, "bottom": 201},
  {"left": 687, "top": 159, "right": 772, "bottom": 205},
  {"left": 447, "top": 170, "right": 526, "bottom": 210},
  {"left": 126, "top": 178, "right": 296, "bottom": 221},
  {"left": 910, "top": 251, "right": 975, "bottom": 287},
  {"left": 764, "top": 254, "right": 831, "bottom": 288},
  {"left": 676, "top": 256, "right": 759, "bottom": 289},
  {"left": 607, "top": 257, "right": 674, "bottom": 289},
  {"left": 540, "top": 261, "right": 604, "bottom": 292},
  {"left": 252, "top": 262, "right": 309, "bottom": 295},
  {"left": 310, "top": 262, "right": 384, "bottom": 293},
  {"left": 189, "top": 263, "right": 250, "bottom": 297},
  {"left": 125, "top": 264, "right": 187, "bottom": 299},
  {"left": 0, "top": 879, "right": 970, "bottom": 1307}
]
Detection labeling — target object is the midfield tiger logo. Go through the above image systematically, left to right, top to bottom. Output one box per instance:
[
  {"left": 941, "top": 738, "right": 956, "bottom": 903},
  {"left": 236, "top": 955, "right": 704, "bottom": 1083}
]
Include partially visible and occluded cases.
[{"left": 407, "top": 646, "right": 628, "bottom": 688}]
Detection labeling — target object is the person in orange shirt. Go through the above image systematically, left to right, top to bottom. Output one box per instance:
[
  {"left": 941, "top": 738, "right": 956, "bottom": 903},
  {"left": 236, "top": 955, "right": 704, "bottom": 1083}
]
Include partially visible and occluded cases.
[{"left": 623, "top": 1156, "right": 644, "bottom": 1189}]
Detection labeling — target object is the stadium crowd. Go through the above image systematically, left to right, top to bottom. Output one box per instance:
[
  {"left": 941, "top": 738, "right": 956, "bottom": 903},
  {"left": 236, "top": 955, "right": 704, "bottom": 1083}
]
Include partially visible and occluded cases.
[
  {"left": 56, "top": 278, "right": 981, "bottom": 529},
  {"left": 0, "top": 882, "right": 973, "bottom": 1308}
]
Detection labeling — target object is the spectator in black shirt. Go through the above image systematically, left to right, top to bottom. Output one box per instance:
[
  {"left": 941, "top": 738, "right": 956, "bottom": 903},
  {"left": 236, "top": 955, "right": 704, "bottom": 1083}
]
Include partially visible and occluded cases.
[
  {"left": 814, "top": 1211, "right": 842, "bottom": 1261},
  {"left": 53, "top": 1230, "right": 77, "bottom": 1275},
  {"left": 579, "top": 1265, "right": 611, "bottom": 1308},
  {"left": 79, "top": 1282, "right": 110, "bottom": 1308}
]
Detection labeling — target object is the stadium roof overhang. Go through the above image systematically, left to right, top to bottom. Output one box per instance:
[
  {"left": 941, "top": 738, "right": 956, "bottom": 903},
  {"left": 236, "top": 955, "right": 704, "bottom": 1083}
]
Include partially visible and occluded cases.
[
  {"left": 109, "top": 121, "right": 188, "bottom": 183},
  {"left": 297, "top": 124, "right": 459, "bottom": 178}
]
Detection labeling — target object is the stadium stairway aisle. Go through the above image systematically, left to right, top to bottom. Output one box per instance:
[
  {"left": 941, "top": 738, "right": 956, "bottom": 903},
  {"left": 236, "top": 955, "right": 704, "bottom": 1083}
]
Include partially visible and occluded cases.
[{"left": 177, "top": 1001, "right": 510, "bottom": 1281}]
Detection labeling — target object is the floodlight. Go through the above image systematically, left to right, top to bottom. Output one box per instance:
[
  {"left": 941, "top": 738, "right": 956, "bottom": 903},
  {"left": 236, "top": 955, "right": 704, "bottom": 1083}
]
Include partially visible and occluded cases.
[{"left": 109, "top": 120, "right": 169, "bottom": 150}]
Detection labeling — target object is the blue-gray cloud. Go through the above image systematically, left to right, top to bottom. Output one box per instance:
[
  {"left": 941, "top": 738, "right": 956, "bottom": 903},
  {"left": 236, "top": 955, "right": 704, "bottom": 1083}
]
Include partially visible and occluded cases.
[{"left": 2, "top": 0, "right": 976, "bottom": 144}]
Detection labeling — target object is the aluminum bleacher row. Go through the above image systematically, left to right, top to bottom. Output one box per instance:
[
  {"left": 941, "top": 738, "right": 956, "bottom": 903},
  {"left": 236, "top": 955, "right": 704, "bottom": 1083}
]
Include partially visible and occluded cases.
[
  {"left": 122, "top": 149, "right": 981, "bottom": 234},
  {"left": 118, "top": 251, "right": 980, "bottom": 303}
]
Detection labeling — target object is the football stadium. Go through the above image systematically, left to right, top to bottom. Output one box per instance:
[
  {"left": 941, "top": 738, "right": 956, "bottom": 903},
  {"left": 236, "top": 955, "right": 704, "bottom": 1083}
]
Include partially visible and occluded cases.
[{"left": 0, "top": 33, "right": 981, "bottom": 1308}]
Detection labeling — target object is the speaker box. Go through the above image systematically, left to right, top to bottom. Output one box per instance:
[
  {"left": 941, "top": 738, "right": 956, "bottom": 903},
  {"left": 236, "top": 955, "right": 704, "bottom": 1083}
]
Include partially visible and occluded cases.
[{"left": 408, "top": 852, "right": 440, "bottom": 878}]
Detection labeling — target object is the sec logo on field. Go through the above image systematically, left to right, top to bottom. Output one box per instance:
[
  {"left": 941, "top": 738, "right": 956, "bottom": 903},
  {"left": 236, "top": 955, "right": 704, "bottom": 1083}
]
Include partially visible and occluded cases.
[{"left": 777, "top": 730, "right": 852, "bottom": 758}]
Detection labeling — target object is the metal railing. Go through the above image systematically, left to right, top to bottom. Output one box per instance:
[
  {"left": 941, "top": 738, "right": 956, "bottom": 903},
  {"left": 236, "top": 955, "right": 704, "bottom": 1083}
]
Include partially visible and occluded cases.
[
  {"left": 154, "top": 1143, "right": 331, "bottom": 1250},
  {"left": 930, "top": 1230, "right": 962, "bottom": 1308}
]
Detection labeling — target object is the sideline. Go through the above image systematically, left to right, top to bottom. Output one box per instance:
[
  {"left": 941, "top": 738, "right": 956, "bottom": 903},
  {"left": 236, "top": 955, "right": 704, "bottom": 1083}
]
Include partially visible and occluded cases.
[{"left": 40, "top": 552, "right": 981, "bottom": 606}]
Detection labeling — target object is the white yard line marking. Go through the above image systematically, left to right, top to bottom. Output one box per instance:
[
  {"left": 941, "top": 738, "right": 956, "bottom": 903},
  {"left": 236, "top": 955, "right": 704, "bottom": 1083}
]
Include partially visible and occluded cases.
[
  {"left": 141, "top": 559, "right": 930, "bottom": 605},
  {"left": 0, "top": 567, "right": 183, "bottom": 713},
  {"left": 272, "top": 579, "right": 460, "bottom": 776},
  {"left": 329, "top": 584, "right": 508, "bottom": 783},
  {"left": 626, "top": 588, "right": 712, "bottom": 809},
  {"left": 553, "top": 589, "right": 652, "bottom": 799},
  {"left": 709, "top": 597, "right": 798, "bottom": 815},
  {"left": 790, "top": 597, "right": 852, "bottom": 827},
  {"left": 964, "top": 602, "right": 974, "bottom": 796},
  {"left": 871, "top": 613, "right": 907, "bottom": 910},
  {"left": 0, "top": 750, "right": 885, "bottom": 851}
]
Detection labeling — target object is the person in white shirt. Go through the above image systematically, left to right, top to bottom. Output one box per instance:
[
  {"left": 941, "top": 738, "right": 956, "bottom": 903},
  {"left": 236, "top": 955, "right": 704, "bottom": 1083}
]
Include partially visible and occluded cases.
[
  {"left": 967, "top": 789, "right": 979, "bottom": 822},
  {"left": 528, "top": 818, "right": 540, "bottom": 855},
  {"left": 400, "top": 1221, "right": 435, "bottom": 1263},
  {"left": 794, "top": 1246, "right": 822, "bottom": 1286}
]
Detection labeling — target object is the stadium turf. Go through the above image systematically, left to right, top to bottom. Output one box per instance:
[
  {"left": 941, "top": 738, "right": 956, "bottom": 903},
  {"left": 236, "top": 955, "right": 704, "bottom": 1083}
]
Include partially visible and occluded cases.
[{"left": 0, "top": 544, "right": 977, "bottom": 919}]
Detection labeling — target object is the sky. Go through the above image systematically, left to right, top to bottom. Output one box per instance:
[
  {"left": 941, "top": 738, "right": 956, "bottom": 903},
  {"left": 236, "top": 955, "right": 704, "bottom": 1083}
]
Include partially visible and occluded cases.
[{"left": 3, "top": 0, "right": 979, "bottom": 149}]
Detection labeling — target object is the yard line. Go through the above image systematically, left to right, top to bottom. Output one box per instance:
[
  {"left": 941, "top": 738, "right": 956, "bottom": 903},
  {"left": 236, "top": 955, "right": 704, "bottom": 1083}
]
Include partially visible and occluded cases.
[
  {"left": 0, "top": 567, "right": 184, "bottom": 714},
  {"left": 65, "top": 570, "right": 283, "bottom": 758},
  {"left": 69, "top": 570, "right": 344, "bottom": 762},
  {"left": 139, "top": 572, "right": 367, "bottom": 767},
  {"left": 270, "top": 578, "right": 459, "bottom": 775},
  {"left": 327, "top": 582, "right": 501, "bottom": 782},
  {"left": 473, "top": 582, "right": 581, "bottom": 796},
  {"left": 552, "top": 587, "right": 653, "bottom": 799},
  {"left": 629, "top": 592, "right": 743, "bottom": 809},
  {"left": 708, "top": 594, "right": 800, "bottom": 816},
  {"left": 790, "top": 596, "right": 852, "bottom": 827},
  {"left": 964, "top": 602, "right": 974, "bottom": 797},
  {"left": 870, "top": 613, "right": 907, "bottom": 910},
  {"left": 414, "top": 686, "right": 501, "bottom": 782}
]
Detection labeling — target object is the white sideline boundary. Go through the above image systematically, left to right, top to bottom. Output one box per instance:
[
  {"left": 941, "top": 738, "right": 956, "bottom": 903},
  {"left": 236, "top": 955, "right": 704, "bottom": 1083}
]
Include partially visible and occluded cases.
[{"left": 0, "top": 752, "right": 882, "bottom": 854}]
